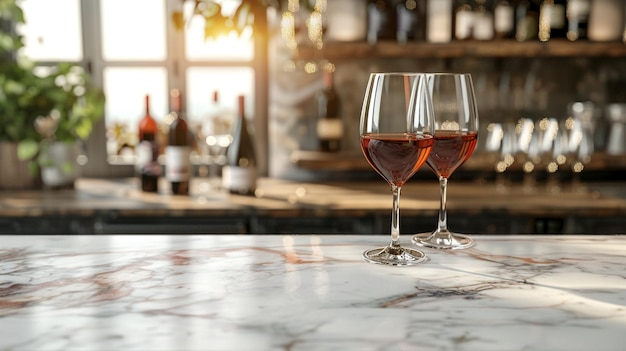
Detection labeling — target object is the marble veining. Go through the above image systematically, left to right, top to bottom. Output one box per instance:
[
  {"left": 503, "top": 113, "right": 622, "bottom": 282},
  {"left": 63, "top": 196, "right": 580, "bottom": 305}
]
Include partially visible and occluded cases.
[{"left": 0, "top": 234, "right": 625, "bottom": 351}]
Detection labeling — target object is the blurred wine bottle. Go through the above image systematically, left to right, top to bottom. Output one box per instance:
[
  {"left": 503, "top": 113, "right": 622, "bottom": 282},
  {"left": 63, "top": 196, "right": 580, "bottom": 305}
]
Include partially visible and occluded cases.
[
  {"left": 325, "top": 0, "right": 367, "bottom": 42},
  {"left": 367, "top": 0, "right": 396, "bottom": 45},
  {"left": 396, "top": 0, "right": 427, "bottom": 43},
  {"left": 428, "top": 0, "right": 454, "bottom": 43},
  {"left": 454, "top": 0, "right": 474, "bottom": 41},
  {"left": 474, "top": 0, "right": 495, "bottom": 41},
  {"left": 494, "top": 0, "right": 515, "bottom": 39},
  {"left": 515, "top": 0, "right": 540, "bottom": 41},
  {"left": 539, "top": 0, "right": 567, "bottom": 41},
  {"left": 566, "top": 0, "right": 589, "bottom": 41},
  {"left": 588, "top": 0, "right": 625, "bottom": 42},
  {"left": 316, "top": 68, "right": 343, "bottom": 152},
  {"left": 166, "top": 89, "right": 191, "bottom": 195},
  {"left": 200, "top": 90, "right": 234, "bottom": 189},
  {"left": 200, "top": 91, "right": 228, "bottom": 157},
  {"left": 136, "top": 94, "right": 161, "bottom": 193},
  {"left": 222, "top": 95, "right": 257, "bottom": 196}
]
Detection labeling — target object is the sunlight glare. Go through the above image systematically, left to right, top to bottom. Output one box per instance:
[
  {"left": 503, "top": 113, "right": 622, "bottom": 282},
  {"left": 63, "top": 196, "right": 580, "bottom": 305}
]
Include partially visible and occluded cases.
[{"left": 184, "top": 1, "right": 254, "bottom": 61}]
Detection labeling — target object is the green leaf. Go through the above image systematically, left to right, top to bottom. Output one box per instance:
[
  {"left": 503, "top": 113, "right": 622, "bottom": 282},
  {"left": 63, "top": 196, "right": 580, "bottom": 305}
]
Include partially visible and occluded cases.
[
  {"left": 0, "top": 32, "right": 15, "bottom": 51},
  {"left": 4, "top": 79, "right": 25, "bottom": 94},
  {"left": 74, "top": 119, "right": 92, "bottom": 140},
  {"left": 17, "top": 139, "right": 39, "bottom": 160},
  {"left": 27, "top": 160, "right": 39, "bottom": 177},
  {"left": 61, "top": 161, "right": 74, "bottom": 175}
]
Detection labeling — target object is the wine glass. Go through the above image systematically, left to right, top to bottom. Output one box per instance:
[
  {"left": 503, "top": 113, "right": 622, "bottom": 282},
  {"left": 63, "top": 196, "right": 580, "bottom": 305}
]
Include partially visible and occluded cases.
[
  {"left": 360, "top": 72, "right": 434, "bottom": 266},
  {"left": 412, "top": 73, "right": 479, "bottom": 250},
  {"left": 567, "top": 101, "right": 596, "bottom": 192},
  {"left": 484, "top": 121, "right": 517, "bottom": 192}
]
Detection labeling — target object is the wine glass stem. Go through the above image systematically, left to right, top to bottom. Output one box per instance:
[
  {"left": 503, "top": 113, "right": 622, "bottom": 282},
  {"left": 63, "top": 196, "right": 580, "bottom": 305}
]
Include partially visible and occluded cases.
[
  {"left": 437, "top": 176, "right": 449, "bottom": 233},
  {"left": 390, "top": 185, "right": 401, "bottom": 248}
]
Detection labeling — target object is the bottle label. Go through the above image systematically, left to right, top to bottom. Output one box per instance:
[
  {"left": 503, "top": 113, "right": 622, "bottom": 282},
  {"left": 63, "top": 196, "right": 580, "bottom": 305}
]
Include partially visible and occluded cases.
[
  {"left": 427, "top": 0, "right": 452, "bottom": 43},
  {"left": 494, "top": 5, "right": 514, "bottom": 33},
  {"left": 455, "top": 11, "right": 474, "bottom": 40},
  {"left": 473, "top": 13, "right": 494, "bottom": 40},
  {"left": 317, "top": 118, "right": 344, "bottom": 140},
  {"left": 135, "top": 141, "right": 153, "bottom": 171},
  {"left": 165, "top": 146, "right": 191, "bottom": 182},
  {"left": 222, "top": 166, "right": 257, "bottom": 193}
]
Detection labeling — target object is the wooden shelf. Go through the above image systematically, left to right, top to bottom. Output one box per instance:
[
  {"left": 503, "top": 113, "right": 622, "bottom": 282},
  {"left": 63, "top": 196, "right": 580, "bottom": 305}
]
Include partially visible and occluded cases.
[
  {"left": 297, "top": 39, "right": 626, "bottom": 60},
  {"left": 290, "top": 149, "right": 626, "bottom": 174},
  {"left": 290, "top": 150, "right": 370, "bottom": 171}
]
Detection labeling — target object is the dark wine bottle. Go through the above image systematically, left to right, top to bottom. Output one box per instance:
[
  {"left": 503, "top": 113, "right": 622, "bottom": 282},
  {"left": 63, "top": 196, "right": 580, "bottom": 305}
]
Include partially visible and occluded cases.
[
  {"left": 367, "top": 0, "right": 397, "bottom": 45},
  {"left": 396, "top": 0, "right": 427, "bottom": 43},
  {"left": 515, "top": 0, "right": 540, "bottom": 41},
  {"left": 316, "top": 69, "right": 343, "bottom": 152},
  {"left": 166, "top": 89, "right": 191, "bottom": 195},
  {"left": 137, "top": 94, "right": 161, "bottom": 193},
  {"left": 222, "top": 95, "right": 257, "bottom": 196}
]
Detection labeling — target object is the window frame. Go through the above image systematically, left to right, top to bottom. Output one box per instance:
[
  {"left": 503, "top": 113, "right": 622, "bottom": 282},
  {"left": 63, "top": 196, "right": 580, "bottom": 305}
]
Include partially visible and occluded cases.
[{"left": 22, "top": 0, "right": 268, "bottom": 177}]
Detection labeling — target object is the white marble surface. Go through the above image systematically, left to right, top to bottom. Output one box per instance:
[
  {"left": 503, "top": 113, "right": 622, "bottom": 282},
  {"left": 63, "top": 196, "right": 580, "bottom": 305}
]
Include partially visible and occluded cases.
[{"left": 0, "top": 234, "right": 625, "bottom": 351}]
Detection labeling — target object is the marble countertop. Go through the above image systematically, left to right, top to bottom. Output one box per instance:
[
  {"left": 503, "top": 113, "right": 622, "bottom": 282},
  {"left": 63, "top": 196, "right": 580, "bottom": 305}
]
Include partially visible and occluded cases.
[{"left": 1, "top": 234, "right": 624, "bottom": 350}]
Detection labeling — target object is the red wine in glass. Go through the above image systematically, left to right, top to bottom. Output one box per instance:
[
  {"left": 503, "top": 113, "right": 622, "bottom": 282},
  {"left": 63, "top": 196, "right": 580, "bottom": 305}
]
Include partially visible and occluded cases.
[
  {"left": 360, "top": 72, "right": 434, "bottom": 265},
  {"left": 412, "top": 72, "right": 479, "bottom": 250},
  {"left": 427, "top": 131, "right": 478, "bottom": 178},
  {"left": 361, "top": 133, "right": 433, "bottom": 187}
]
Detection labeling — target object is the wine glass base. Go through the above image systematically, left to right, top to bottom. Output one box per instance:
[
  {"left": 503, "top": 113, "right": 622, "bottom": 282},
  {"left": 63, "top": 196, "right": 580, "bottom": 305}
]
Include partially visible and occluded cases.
[
  {"left": 411, "top": 232, "right": 474, "bottom": 250},
  {"left": 363, "top": 246, "right": 427, "bottom": 266}
]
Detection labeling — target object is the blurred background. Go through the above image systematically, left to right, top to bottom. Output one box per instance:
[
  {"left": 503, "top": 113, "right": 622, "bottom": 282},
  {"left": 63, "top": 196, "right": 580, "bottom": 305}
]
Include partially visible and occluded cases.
[
  {"left": 1, "top": 0, "right": 626, "bottom": 235},
  {"left": 2, "top": 0, "right": 626, "bottom": 185}
]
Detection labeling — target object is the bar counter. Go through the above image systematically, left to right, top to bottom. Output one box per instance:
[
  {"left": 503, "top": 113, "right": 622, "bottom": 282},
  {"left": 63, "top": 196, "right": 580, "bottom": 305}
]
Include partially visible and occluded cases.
[
  {"left": 1, "top": 178, "right": 625, "bottom": 234},
  {"left": 0, "top": 234, "right": 624, "bottom": 350}
]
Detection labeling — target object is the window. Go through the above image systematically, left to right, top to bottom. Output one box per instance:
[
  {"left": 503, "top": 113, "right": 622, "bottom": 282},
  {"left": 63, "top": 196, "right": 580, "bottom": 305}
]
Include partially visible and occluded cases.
[
  {"left": 18, "top": 0, "right": 260, "bottom": 168},
  {"left": 18, "top": 0, "right": 83, "bottom": 62}
]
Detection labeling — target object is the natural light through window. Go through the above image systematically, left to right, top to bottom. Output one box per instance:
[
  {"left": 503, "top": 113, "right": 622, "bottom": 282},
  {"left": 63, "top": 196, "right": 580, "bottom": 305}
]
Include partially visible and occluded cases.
[
  {"left": 16, "top": 0, "right": 258, "bottom": 165},
  {"left": 17, "top": 0, "right": 82, "bottom": 61},
  {"left": 101, "top": 0, "right": 167, "bottom": 61},
  {"left": 183, "top": 0, "right": 254, "bottom": 61},
  {"left": 185, "top": 18, "right": 254, "bottom": 61},
  {"left": 103, "top": 67, "right": 168, "bottom": 160},
  {"left": 186, "top": 67, "right": 255, "bottom": 128},
  {"left": 103, "top": 68, "right": 169, "bottom": 128}
]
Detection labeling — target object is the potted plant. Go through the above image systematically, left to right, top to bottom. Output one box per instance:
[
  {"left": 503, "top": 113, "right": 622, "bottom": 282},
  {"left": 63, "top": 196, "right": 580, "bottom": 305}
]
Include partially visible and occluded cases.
[
  {"left": 0, "top": 0, "right": 105, "bottom": 189},
  {"left": 0, "top": 0, "right": 52, "bottom": 189},
  {"left": 18, "top": 63, "right": 105, "bottom": 188}
]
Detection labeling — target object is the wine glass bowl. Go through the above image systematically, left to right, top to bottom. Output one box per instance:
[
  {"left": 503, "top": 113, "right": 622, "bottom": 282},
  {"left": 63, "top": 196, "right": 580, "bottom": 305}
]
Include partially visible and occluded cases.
[
  {"left": 360, "top": 72, "right": 434, "bottom": 266},
  {"left": 412, "top": 73, "right": 479, "bottom": 250},
  {"left": 567, "top": 101, "right": 596, "bottom": 191},
  {"left": 486, "top": 121, "right": 517, "bottom": 191},
  {"left": 361, "top": 134, "right": 431, "bottom": 188}
]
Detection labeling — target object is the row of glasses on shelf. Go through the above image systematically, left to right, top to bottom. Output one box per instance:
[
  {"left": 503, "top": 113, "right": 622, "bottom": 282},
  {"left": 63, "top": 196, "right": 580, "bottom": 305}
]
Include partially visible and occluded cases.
[
  {"left": 359, "top": 72, "right": 479, "bottom": 266},
  {"left": 484, "top": 101, "right": 596, "bottom": 193}
]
